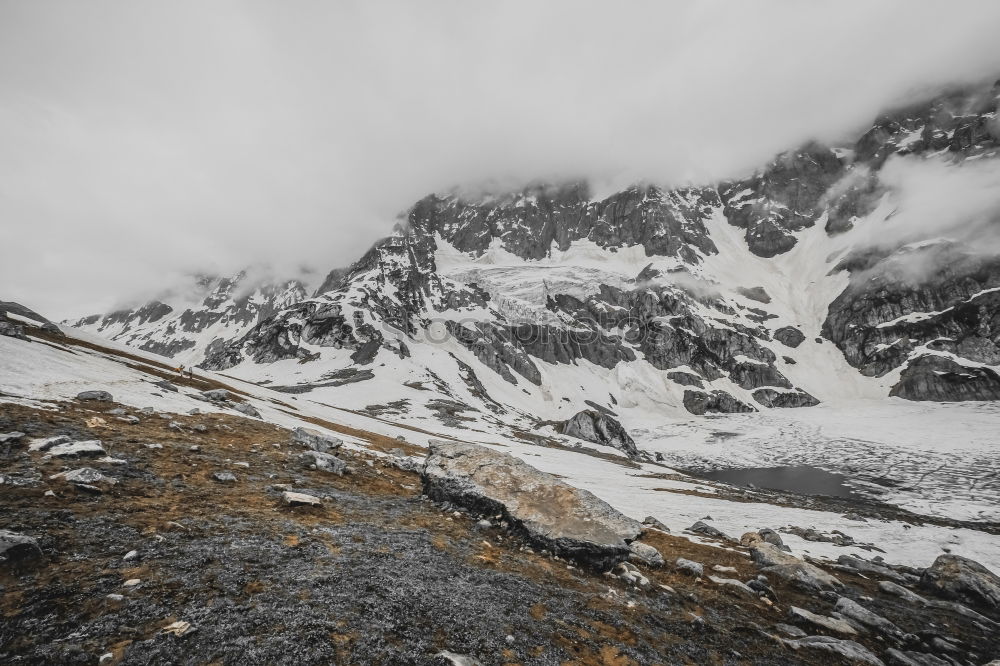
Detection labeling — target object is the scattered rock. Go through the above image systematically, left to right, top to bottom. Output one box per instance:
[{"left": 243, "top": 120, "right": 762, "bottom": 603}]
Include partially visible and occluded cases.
[
  {"left": 201, "top": 389, "right": 232, "bottom": 402},
  {"left": 76, "top": 390, "right": 113, "bottom": 402},
  {"left": 231, "top": 402, "right": 261, "bottom": 418},
  {"left": 188, "top": 408, "right": 201, "bottom": 415},
  {"left": 559, "top": 410, "right": 639, "bottom": 457},
  {"left": 116, "top": 415, "right": 140, "bottom": 425},
  {"left": 85, "top": 416, "right": 107, "bottom": 428},
  {"left": 292, "top": 427, "right": 343, "bottom": 453},
  {"left": 0, "top": 431, "right": 25, "bottom": 444},
  {"left": 28, "top": 435, "right": 71, "bottom": 452},
  {"left": 44, "top": 440, "right": 106, "bottom": 459},
  {"left": 421, "top": 440, "right": 642, "bottom": 569},
  {"left": 300, "top": 450, "right": 348, "bottom": 475},
  {"left": 50, "top": 467, "right": 117, "bottom": 487},
  {"left": 212, "top": 472, "right": 238, "bottom": 484},
  {"left": 282, "top": 491, "right": 322, "bottom": 507},
  {"left": 642, "top": 516, "right": 670, "bottom": 532},
  {"left": 475, "top": 519, "right": 492, "bottom": 530},
  {"left": 687, "top": 520, "right": 733, "bottom": 542},
  {"left": 757, "top": 528, "right": 788, "bottom": 550},
  {"left": 0, "top": 530, "right": 43, "bottom": 567},
  {"left": 628, "top": 542, "right": 664, "bottom": 568},
  {"left": 751, "top": 543, "right": 842, "bottom": 591},
  {"left": 123, "top": 550, "right": 139, "bottom": 562},
  {"left": 920, "top": 554, "right": 1000, "bottom": 609},
  {"left": 838, "top": 555, "right": 907, "bottom": 581},
  {"left": 676, "top": 558, "right": 704, "bottom": 577},
  {"left": 612, "top": 561, "right": 651, "bottom": 589},
  {"left": 712, "top": 564, "right": 737, "bottom": 574},
  {"left": 708, "top": 575, "right": 756, "bottom": 599},
  {"left": 123, "top": 578, "right": 141, "bottom": 587},
  {"left": 878, "top": 581, "right": 927, "bottom": 606},
  {"left": 834, "top": 596, "right": 905, "bottom": 641},
  {"left": 788, "top": 606, "right": 858, "bottom": 636},
  {"left": 162, "top": 620, "right": 195, "bottom": 637},
  {"left": 774, "top": 623, "right": 806, "bottom": 638},
  {"left": 783, "top": 635, "right": 884, "bottom": 666},
  {"left": 885, "top": 649, "right": 950, "bottom": 666},
  {"left": 434, "top": 651, "right": 483, "bottom": 666}
]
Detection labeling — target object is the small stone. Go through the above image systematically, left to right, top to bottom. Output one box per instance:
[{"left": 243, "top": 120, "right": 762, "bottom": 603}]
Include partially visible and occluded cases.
[
  {"left": 108, "top": 408, "right": 127, "bottom": 416},
  {"left": 188, "top": 408, "right": 201, "bottom": 415},
  {"left": 116, "top": 415, "right": 140, "bottom": 425},
  {"left": 193, "top": 424, "right": 208, "bottom": 433},
  {"left": 0, "top": 431, "right": 25, "bottom": 444},
  {"left": 144, "top": 442, "right": 163, "bottom": 449},
  {"left": 189, "top": 445, "right": 200, "bottom": 452},
  {"left": 212, "top": 472, "right": 237, "bottom": 484},
  {"left": 282, "top": 491, "right": 322, "bottom": 507},
  {"left": 475, "top": 519, "right": 492, "bottom": 529},
  {"left": 123, "top": 550, "right": 139, "bottom": 561},
  {"left": 676, "top": 557, "right": 704, "bottom": 577},
  {"left": 712, "top": 564, "right": 738, "bottom": 574},
  {"left": 123, "top": 578, "right": 141, "bottom": 587},
  {"left": 106, "top": 593, "right": 124, "bottom": 602},
  {"left": 788, "top": 606, "right": 858, "bottom": 636},
  {"left": 161, "top": 620, "right": 195, "bottom": 637},
  {"left": 99, "top": 653, "right": 114, "bottom": 664}
]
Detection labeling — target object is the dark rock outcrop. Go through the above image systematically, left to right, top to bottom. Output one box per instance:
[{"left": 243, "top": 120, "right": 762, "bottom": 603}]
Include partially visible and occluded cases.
[
  {"left": 773, "top": 326, "right": 806, "bottom": 348},
  {"left": 890, "top": 355, "right": 1000, "bottom": 402},
  {"left": 752, "top": 388, "right": 819, "bottom": 408},
  {"left": 683, "top": 390, "right": 756, "bottom": 415},
  {"left": 559, "top": 410, "right": 638, "bottom": 457}
]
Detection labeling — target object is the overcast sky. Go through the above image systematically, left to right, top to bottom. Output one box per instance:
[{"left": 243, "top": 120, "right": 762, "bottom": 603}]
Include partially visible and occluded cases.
[{"left": 3, "top": 0, "right": 1000, "bottom": 319}]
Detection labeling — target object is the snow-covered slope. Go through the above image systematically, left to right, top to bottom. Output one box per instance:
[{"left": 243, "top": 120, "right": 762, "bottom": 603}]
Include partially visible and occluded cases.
[{"left": 74, "top": 79, "right": 1000, "bottom": 455}]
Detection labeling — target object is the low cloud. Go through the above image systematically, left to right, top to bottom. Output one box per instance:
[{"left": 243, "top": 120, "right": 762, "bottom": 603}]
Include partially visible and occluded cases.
[{"left": 3, "top": 0, "right": 1000, "bottom": 318}]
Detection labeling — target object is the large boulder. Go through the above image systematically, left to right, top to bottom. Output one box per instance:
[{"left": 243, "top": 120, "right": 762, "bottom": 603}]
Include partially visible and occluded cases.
[
  {"left": 773, "top": 326, "right": 806, "bottom": 348},
  {"left": 890, "top": 355, "right": 1000, "bottom": 402},
  {"left": 559, "top": 410, "right": 638, "bottom": 457},
  {"left": 292, "top": 427, "right": 343, "bottom": 453},
  {"left": 421, "top": 440, "right": 642, "bottom": 569},
  {"left": 920, "top": 554, "right": 1000, "bottom": 609}
]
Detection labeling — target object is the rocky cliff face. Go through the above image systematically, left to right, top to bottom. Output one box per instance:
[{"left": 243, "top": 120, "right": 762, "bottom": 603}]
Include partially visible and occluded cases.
[{"left": 78, "top": 79, "right": 1000, "bottom": 434}]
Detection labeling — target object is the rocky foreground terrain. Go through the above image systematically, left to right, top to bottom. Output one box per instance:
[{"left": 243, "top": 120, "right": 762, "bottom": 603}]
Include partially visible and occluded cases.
[{"left": 2, "top": 321, "right": 1000, "bottom": 665}]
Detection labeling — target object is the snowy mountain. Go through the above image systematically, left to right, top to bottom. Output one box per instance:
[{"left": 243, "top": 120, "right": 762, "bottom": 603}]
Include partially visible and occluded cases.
[
  {"left": 76, "top": 80, "right": 1000, "bottom": 440},
  {"left": 69, "top": 271, "right": 309, "bottom": 366}
]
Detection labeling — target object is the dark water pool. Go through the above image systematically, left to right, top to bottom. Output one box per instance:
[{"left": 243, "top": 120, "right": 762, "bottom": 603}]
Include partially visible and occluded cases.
[{"left": 693, "top": 465, "right": 859, "bottom": 498}]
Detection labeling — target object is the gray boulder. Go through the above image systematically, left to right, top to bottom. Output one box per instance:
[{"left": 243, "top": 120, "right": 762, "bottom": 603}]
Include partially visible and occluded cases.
[
  {"left": 0, "top": 320, "right": 27, "bottom": 340},
  {"left": 201, "top": 389, "right": 232, "bottom": 402},
  {"left": 76, "top": 390, "right": 113, "bottom": 402},
  {"left": 231, "top": 402, "right": 261, "bottom": 419},
  {"left": 560, "top": 410, "right": 638, "bottom": 457},
  {"left": 292, "top": 427, "right": 343, "bottom": 453},
  {"left": 0, "top": 431, "right": 25, "bottom": 444},
  {"left": 421, "top": 440, "right": 642, "bottom": 569},
  {"left": 301, "top": 450, "right": 348, "bottom": 475},
  {"left": 50, "top": 467, "right": 117, "bottom": 487},
  {"left": 212, "top": 472, "right": 238, "bottom": 483},
  {"left": 686, "top": 520, "right": 733, "bottom": 542},
  {"left": 0, "top": 530, "right": 43, "bottom": 567},
  {"left": 627, "top": 541, "right": 664, "bottom": 568},
  {"left": 751, "top": 543, "right": 842, "bottom": 591},
  {"left": 920, "top": 554, "right": 1000, "bottom": 609},
  {"left": 675, "top": 557, "right": 703, "bottom": 577},
  {"left": 834, "top": 596, "right": 905, "bottom": 641},
  {"left": 788, "top": 606, "right": 857, "bottom": 636},
  {"left": 783, "top": 635, "right": 884, "bottom": 666},
  {"left": 885, "top": 649, "right": 950, "bottom": 666}
]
